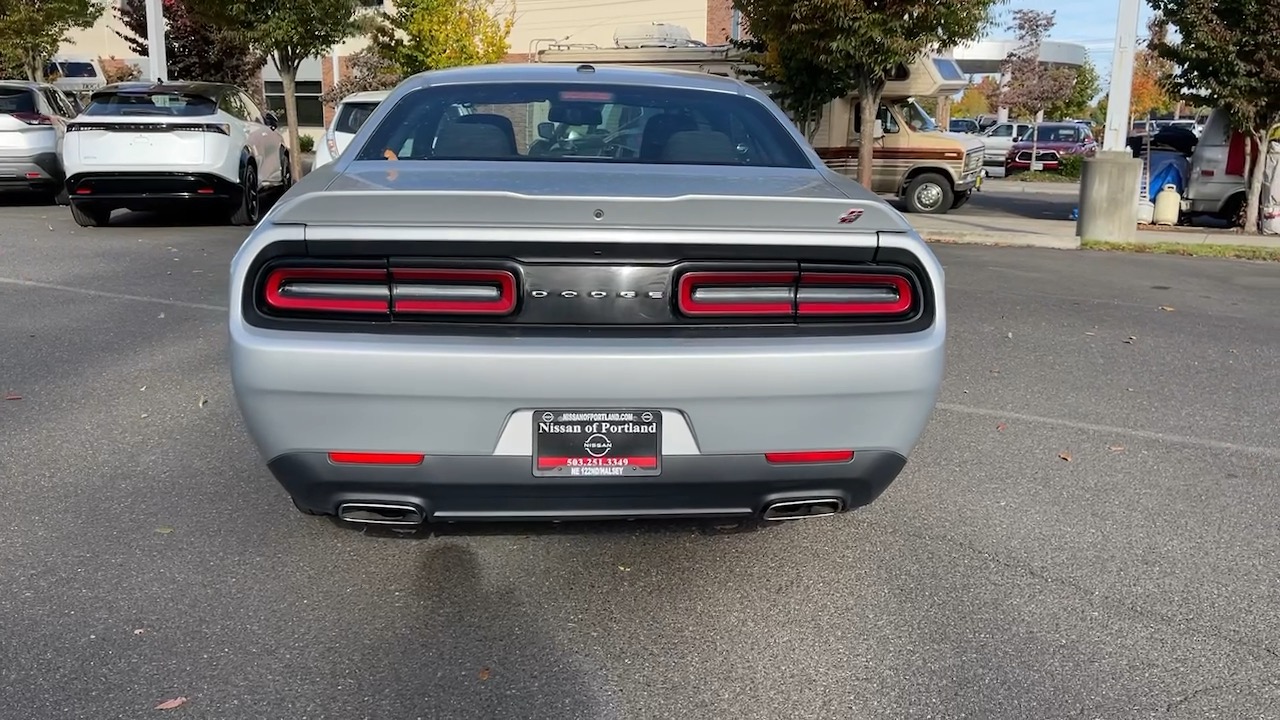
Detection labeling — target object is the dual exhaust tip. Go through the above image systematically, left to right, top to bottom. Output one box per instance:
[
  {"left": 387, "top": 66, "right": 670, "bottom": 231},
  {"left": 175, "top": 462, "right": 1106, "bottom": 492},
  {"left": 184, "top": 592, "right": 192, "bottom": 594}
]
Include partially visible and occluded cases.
[{"left": 337, "top": 498, "right": 844, "bottom": 526}]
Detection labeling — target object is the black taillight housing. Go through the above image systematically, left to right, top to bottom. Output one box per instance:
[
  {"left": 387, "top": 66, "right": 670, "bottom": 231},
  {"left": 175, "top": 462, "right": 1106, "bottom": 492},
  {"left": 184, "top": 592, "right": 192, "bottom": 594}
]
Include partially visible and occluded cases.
[{"left": 259, "top": 262, "right": 519, "bottom": 319}]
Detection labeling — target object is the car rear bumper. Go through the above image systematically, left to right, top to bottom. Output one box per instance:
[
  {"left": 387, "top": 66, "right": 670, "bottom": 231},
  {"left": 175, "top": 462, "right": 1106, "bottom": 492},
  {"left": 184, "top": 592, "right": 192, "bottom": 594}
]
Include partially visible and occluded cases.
[
  {"left": 0, "top": 151, "right": 62, "bottom": 192},
  {"left": 65, "top": 172, "right": 243, "bottom": 206},
  {"left": 272, "top": 449, "right": 908, "bottom": 521}
]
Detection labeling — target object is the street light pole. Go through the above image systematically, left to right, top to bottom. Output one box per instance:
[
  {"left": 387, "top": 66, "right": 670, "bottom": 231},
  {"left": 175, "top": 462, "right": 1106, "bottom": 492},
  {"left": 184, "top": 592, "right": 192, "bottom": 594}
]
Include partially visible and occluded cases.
[
  {"left": 144, "top": 0, "right": 168, "bottom": 82},
  {"left": 1076, "top": 0, "right": 1145, "bottom": 242},
  {"left": 1102, "top": 0, "right": 1143, "bottom": 150}
]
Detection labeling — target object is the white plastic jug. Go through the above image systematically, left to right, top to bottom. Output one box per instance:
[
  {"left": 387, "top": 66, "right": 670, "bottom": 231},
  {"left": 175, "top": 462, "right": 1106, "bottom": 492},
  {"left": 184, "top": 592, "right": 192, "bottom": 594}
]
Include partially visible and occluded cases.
[{"left": 1152, "top": 184, "right": 1181, "bottom": 226}]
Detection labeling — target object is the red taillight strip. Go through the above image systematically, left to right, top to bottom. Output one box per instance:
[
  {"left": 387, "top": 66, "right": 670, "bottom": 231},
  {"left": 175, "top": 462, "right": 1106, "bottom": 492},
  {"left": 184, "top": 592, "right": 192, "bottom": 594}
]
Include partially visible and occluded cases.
[
  {"left": 263, "top": 267, "right": 390, "bottom": 314},
  {"left": 390, "top": 268, "right": 516, "bottom": 315},
  {"left": 677, "top": 271, "right": 797, "bottom": 316},
  {"left": 796, "top": 273, "right": 912, "bottom": 316},
  {"left": 765, "top": 450, "right": 855, "bottom": 464},
  {"left": 328, "top": 451, "right": 425, "bottom": 465}
]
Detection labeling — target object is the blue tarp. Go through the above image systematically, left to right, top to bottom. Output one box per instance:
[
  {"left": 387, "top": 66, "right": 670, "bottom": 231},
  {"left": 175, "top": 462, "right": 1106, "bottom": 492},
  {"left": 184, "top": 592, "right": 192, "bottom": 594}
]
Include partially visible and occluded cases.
[{"left": 1146, "top": 150, "right": 1191, "bottom": 198}]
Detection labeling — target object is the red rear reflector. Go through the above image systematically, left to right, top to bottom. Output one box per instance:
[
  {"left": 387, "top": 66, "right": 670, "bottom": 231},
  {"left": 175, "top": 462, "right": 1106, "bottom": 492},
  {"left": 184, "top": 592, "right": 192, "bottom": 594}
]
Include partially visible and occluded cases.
[
  {"left": 24, "top": 172, "right": 40, "bottom": 179},
  {"left": 197, "top": 187, "right": 214, "bottom": 194},
  {"left": 75, "top": 188, "right": 91, "bottom": 194},
  {"left": 263, "top": 267, "right": 390, "bottom": 314},
  {"left": 390, "top": 268, "right": 517, "bottom": 315},
  {"left": 677, "top": 271, "right": 797, "bottom": 316},
  {"left": 765, "top": 450, "right": 855, "bottom": 464},
  {"left": 327, "top": 451, "right": 425, "bottom": 465}
]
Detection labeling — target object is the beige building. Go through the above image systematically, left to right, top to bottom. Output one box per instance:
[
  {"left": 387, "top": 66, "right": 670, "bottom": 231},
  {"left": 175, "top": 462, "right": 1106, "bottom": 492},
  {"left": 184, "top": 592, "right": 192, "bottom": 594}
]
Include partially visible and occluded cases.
[{"left": 59, "top": 0, "right": 736, "bottom": 136}]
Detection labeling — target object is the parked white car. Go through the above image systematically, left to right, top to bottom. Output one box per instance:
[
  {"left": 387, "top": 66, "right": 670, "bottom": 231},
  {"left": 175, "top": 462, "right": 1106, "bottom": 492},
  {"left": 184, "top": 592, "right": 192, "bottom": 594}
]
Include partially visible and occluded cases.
[
  {"left": 0, "top": 80, "right": 80, "bottom": 203},
  {"left": 61, "top": 81, "right": 291, "bottom": 227},
  {"left": 313, "top": 90, "right": 390, "bottom": 170},
  {"left": 979, "top": 121, "right": 1034, "bottom": 166}
]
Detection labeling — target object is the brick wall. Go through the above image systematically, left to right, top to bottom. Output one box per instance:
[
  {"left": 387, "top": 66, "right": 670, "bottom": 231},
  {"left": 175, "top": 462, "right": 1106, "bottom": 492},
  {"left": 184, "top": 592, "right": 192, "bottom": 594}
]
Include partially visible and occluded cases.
[
  {"left": 706, "top": 0, "right": 736, "bottom": 44},
  {"left": 320, "top": 55, "right": 355, "bottom": 127}
]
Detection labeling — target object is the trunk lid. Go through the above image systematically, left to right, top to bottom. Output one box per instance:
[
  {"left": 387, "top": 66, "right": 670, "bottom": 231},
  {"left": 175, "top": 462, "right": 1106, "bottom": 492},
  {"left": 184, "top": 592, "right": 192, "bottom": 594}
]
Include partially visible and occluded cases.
[{"left": 70, "top": 115, "right": 211, "bottom": 166}]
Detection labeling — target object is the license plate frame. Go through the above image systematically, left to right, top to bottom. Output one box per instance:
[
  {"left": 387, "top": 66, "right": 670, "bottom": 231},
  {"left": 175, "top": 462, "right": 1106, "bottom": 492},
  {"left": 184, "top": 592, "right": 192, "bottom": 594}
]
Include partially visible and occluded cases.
[{"left": 532, "top": 409, "right": 662, "bottom": 478}]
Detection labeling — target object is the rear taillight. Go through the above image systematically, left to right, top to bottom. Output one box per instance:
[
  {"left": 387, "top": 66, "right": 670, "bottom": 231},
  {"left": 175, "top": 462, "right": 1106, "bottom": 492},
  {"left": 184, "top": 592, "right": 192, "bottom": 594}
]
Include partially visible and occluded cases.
[
  {"left": 8, "top": 112, "right": 52, "bottom": 126},
  {"left": 326, "top": 130, "right": 338, "bottom": 158},
  {"left": 260, "top": 265, "right": 519, "bottom": 318},
  {"left": 263, "top": 267, "right": 390, "bottom": 314},
  {"left": 391, "top": 268, "right": 516, "bottom": 316},
  {"left": 676, "top": 269, "right": 915, "bottom": 320}
]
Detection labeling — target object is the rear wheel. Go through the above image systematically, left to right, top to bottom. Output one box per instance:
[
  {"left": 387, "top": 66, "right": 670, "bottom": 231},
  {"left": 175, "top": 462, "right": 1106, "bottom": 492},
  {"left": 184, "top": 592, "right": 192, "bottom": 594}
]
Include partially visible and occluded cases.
[
  {"left": 230, "top": 162, "right": 260, "bottom": 226},
  {"left": 903, "top": 173, "right": 955, "bottom": 214},
  {"left": 51, "top": 184, "right": 69, "bottom": 206},
  {"left": 1218, "top": 193, "right": 1245, "bottom": 225},
  {"left": 69, "top": 201, "right": 111, "bottom": 227}
]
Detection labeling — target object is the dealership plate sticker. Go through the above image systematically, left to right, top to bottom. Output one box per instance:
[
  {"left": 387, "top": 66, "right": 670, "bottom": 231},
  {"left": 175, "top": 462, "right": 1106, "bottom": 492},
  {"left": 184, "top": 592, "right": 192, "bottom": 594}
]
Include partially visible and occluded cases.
[{"left": 532, "top": 410, "right": 662, "bottom": 477}]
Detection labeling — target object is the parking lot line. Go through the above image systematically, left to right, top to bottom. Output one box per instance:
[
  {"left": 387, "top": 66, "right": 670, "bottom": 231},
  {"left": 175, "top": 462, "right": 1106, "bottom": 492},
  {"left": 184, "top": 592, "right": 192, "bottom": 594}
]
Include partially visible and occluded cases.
[{"left": 0, "top": 275, "right": 226, "bottom": 312}]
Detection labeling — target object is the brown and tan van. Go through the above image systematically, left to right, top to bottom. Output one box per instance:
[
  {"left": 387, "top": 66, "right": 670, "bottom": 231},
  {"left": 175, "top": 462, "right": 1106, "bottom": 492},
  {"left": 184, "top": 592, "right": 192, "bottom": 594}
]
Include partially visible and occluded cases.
[{"left": 535, "top": 42, "right": 985, "bottom": 214}]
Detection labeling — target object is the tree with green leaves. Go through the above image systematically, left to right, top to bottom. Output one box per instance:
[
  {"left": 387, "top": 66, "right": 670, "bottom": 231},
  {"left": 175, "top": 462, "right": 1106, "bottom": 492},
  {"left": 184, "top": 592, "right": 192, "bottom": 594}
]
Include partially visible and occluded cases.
[
  {"left": 0, "top": 0, "right": 104, "bottom": 81},
  {"left": 116, "top": 0, "right": 264, "bottom": 87},
  {"left": 189, "top": 0, "right": 361, "bottom": 180},
  {"left": 323, "top": 0, "right": 513, "bottom": 104},
  {"left": 733, "top": 0, "right": 999, "bottom": 188},
  {"left": 1148, "top": 0, "right": 1280, "bottom": 231},
  {"left": 1045, "top": 57, "right": 1100, "bottom": 120}
]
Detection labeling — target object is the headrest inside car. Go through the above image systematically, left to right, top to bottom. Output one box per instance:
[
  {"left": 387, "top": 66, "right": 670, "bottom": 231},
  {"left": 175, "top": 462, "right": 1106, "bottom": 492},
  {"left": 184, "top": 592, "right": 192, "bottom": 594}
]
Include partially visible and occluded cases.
[{"left": 547, "top": 103, "right": 603, "bottom": 126}]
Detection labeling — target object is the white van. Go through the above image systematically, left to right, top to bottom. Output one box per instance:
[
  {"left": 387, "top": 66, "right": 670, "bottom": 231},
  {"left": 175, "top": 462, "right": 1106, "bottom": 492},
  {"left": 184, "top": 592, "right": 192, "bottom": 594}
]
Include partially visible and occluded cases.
[{"left": 1181, "top": 108, "right": 1250, "bottom": 221}]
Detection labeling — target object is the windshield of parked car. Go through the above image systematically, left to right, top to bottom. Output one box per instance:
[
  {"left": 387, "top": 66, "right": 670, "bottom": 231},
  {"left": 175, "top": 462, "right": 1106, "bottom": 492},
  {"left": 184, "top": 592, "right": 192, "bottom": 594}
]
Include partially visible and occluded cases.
[
  {"left": 355, "top": 82, "right": 812, "bottom": 168},
  {"left": 0, "top": 88, "right": 37, "bottom": 114},
  {"left": 80, "top": 91, "right": 217, "bottom": 117},
  {"left": 897, "top": 100, "right": 938, "bottom": 131},
  {"left": 334, "top": 101, "right": 380, "bottom": 135},
  {"left": 1021, "top": 125, "right": 1083, "bottom": 143}
]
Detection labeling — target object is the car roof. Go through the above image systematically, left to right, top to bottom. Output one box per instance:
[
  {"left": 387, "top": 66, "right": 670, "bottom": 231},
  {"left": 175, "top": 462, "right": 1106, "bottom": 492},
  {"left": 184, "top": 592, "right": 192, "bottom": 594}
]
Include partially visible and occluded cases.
[
  {"left": 396, "top": 62, "right": 749, "bottom": 94},
  {"left": 0, "top": 80, "right": 46, "bottom": 90}
]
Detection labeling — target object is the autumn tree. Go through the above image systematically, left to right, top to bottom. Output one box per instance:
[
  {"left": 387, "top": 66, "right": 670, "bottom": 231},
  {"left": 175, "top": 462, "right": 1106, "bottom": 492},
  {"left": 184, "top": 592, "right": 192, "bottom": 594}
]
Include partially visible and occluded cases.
[
  {"left": 0, "top": 0, "right": 104, "bottom": 81},
  {"left": 116, "top": 0, "right": 263, "bottom": 87},
  {"left": 188, "top": 0, "right": 361, "bottom": 180},
  {"left": 325, "top": 0, "right": 513, "bottom": 103},
  {"left": 733, "top": 0, "right": 999, "bottom": 187},
  {"left": 1149, "top": 0, "right": 1280, "bottom": 231},
  {"left": 998, "top": 10, "right": 1075, "bottom": 121},
  {"left": 1131, "top": 15, "right": 1175, "bottom": 118},
  {"left": 1045, "top": 57, "right": 1100, "bottom": 119},
  {"left": 954, "top": 76, "right": 998, "bottom": 118}
]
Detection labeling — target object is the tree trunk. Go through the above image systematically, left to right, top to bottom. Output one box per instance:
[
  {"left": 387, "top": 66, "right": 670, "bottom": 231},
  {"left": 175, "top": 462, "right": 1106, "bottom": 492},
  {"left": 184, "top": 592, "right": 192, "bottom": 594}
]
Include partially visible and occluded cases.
[
  {"left": 23, "top": 49, "right": 41, "bottom": 82},
  {"left": 278, "top": 61, "right": 305, "bottom": 182},
  {"left": 856, "top": 79, "right": 882, "bottom": 189},
  {"left": 1244, "top": 130, "right": 1267, "bottom": 233}
]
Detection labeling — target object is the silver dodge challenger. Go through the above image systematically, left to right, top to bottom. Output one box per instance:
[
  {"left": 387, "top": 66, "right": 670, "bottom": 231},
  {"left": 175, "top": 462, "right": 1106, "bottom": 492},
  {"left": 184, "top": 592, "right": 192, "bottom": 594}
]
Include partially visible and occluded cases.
[{"left": 228, "top": 63, "right": 946, "bottom": 528}]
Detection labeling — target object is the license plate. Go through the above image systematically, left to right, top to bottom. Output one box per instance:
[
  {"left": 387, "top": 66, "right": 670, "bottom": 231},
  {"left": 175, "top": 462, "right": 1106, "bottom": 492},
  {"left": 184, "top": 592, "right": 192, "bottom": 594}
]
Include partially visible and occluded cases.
[
  {"left": 1031, "top": 161, "right": 1045, "bottom": 171},
  {"left": 532, "top": 409, "right": 662, "bottom": 477}
]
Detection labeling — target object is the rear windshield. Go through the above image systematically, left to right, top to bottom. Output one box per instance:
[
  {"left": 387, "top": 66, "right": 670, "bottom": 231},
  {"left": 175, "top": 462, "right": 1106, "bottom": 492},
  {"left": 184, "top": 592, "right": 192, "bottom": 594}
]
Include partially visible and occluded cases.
[
  {"left": 45, "top": 61, "right": 98, "bottom": 79},
  {"left": 355, "top": 82, "right": 811, "bottom": 168},
  {"left": 0, "top": 88, "right": 37, "bottom": 114},
  {"left": 81, "top": 91, "right": 217, "bottom": 117},
  {"left": 334, "top": 101, "right": 380, "bottom": 134},
  {"left": 1022, "top": 125, "right": 1083, "bottom": 142}
]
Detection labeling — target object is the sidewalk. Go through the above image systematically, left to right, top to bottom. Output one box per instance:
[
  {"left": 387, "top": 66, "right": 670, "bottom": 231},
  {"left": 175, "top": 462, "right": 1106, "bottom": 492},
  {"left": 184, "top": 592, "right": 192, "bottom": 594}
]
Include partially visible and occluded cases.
[
  {"left": 978, "top": 178, "right": 1081, "bottom": 196},
  {"left": 910, "top": 212, "right": 1280, "bottom": 249}
]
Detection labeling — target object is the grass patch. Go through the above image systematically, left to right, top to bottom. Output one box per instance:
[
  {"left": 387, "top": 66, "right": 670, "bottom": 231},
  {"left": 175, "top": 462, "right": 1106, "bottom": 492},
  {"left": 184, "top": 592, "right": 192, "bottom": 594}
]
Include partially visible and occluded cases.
[
  {"left": 1009, "top": 171, "right": 1078, "bottom": 183},
  {"left": 1082, "top": 238, "right": 1280, "bottom": 261}
]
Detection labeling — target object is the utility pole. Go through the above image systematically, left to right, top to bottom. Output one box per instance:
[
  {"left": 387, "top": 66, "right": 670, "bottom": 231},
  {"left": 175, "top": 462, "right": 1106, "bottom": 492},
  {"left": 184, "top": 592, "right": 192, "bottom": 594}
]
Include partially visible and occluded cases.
[
  {"left": 145, "top": 0, "right": 168, "bottom": 82},
  {"left": 1076, "top": 0, "right": 1144, "bottom": 243}
]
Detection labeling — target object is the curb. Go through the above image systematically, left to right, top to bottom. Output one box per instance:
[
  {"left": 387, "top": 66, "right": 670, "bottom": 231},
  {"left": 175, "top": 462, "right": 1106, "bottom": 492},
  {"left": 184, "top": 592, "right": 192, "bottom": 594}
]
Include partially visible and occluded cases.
[
  {"left": 978, "top": 181, "right": 1080, "bottom": 196},
  {"left": 919, "top": 229, "right": 1081, "bottom": 250}
]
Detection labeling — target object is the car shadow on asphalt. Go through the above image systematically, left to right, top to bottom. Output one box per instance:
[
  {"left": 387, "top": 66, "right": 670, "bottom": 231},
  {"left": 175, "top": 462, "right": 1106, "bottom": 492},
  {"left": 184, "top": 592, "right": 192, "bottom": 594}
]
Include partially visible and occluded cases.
[{"left": 327, "top": 515, "right": 790, "bottom": 540}]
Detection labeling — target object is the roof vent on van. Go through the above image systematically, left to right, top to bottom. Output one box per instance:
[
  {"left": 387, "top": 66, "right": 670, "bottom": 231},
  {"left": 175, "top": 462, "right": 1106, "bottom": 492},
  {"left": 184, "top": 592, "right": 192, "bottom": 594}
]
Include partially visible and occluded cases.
[{"left": 613, "top": 23, "right": 707, "bottom": 49}]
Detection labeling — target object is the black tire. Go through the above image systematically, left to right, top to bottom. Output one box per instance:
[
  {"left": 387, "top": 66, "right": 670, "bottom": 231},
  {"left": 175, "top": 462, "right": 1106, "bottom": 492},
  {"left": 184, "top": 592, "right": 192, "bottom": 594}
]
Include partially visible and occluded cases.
[
  {"left": 279, "top": 147, "right": 293, "bottom": 190},
  {"left": 230, "top": 162, "right": 260, "bottom": 226},
  {"left": 903, "top": 172, "right": 955, "bottom": 214},
  {"left": 51, "top": 185, "right": 69, "bottom": 206},
  {"left": 951, "top": 189, "right": 973, "bottom": 209},
  {"left": 1218, "top": 193, "right": 1245, "bottom": 225},
  {"left": 69, "top": 201, "right": 111, "bottom": 227}
]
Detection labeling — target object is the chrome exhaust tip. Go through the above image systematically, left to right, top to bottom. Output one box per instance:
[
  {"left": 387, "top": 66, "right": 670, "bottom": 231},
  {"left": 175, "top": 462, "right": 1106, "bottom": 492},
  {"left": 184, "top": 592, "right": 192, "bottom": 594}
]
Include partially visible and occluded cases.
[
  {"left": 762, "top": 498, "right": 843, "bottom": 521},
  {"left": 337, "top": 502, "right": 425, "bottom": 526}
]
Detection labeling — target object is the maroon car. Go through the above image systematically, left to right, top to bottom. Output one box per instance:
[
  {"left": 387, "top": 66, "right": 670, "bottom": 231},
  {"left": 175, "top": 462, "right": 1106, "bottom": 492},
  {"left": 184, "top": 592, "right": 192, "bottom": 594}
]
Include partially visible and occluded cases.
[{"left": 1005, "top": 122, "right": 1098, "bottom": 174}]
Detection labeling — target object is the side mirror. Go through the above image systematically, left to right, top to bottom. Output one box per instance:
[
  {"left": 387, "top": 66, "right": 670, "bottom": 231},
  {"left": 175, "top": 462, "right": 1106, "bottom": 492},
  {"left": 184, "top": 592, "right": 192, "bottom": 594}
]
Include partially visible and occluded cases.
[
  {"left": 264, "top": 111, "right": 279, "bottom": 130},
  {"left": 873, "top": 119, "right": 885, "bottom": 139},
  {"left": 537, "top": 121, "right": 555, "bottom": 141}
]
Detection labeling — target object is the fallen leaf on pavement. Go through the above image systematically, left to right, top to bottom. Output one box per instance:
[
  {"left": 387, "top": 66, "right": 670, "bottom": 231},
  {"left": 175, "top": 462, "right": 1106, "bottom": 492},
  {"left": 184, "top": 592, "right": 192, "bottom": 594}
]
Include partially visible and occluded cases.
[
  {"left": 1158, "top": 305, "right": 1175, "bottom": 312},
  {"left": 1084, "top": 331, "right": 1095, "bottom": 336},
  {"left": 1006, "top": 332, "right": 1013, "bottom": 339},
  {"left": 1123, "top": 336, "right": 1136, "bottom": 344},
  {"left": 4, "top": 393, "right": 21, "bottom": 401},
  {"left": 198, "top": 396, "right": 208, "bottom": 408},
  {"left": 996, "top": 423, "right": 1007, "bottom": 431},
  {"left": 1107, "top": 445, "right": 1125, "bottom": 452},
  {"left": 1058, "top": 451, "right": 1073, "bottom": 462},
  {"left": 155, "top": 526, "right": 174, "bottom": 534},
  {"left": 617, "top": 565, "right": 631, "bottom": 572},
  {"left": 134, "top": 629, "right": 146, "bottom": 635},
  {"left": 478, "top": 667, "right": 491, "bottom": 681},
  {"left": 154, "top": 697, "right": 187, "bottom": 710}
]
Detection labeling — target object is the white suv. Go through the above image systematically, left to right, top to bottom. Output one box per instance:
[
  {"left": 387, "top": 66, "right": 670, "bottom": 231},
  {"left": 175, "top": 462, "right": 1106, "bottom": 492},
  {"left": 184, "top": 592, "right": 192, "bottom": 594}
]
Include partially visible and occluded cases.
[
  {"left": 0, "top": 80, "right": 80, "bottom": 203},
  {"left": 61, "top": 81, "right": 290, "bottom": 227},
  {"left": 312, "top": 90, "right": 390, "bottom": 171}
]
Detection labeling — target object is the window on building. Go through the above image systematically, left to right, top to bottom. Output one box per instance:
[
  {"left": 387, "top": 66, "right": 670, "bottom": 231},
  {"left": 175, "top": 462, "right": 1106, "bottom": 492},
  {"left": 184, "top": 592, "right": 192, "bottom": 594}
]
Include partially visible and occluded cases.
[{"left": 264, "top": 81, "right": 325, "bottom": 127}]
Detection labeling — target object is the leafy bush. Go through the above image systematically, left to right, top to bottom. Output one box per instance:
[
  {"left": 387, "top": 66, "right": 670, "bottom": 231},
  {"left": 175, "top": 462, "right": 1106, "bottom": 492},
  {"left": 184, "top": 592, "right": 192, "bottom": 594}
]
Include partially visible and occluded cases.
[
  {"left": 298, "top": 134, "right": 315, "bottom": 154},
  {"left": 1060, "top": 154, "right": 1084, "bottom": 179}
]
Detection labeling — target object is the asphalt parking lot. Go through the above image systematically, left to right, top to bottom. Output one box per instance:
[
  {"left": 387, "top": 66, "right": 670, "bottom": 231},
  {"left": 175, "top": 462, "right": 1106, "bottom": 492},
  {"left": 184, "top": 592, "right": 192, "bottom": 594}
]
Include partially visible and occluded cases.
[{"left": 2, "top": 200, "right": 1278, "bottom": 719}]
